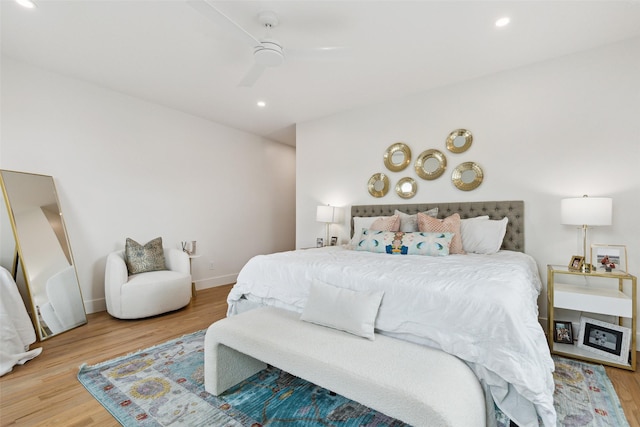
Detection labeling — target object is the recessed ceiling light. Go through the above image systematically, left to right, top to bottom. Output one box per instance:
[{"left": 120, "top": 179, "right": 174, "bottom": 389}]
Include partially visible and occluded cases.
[
  {"left": 15, "top": 0, "right": 36, "bottom": 9},
  {"left": 495, "top": 17, "right": 510, "bottom": 28},
  {"left": 256, "top": 101, "right": 266, "bottom": 108}
]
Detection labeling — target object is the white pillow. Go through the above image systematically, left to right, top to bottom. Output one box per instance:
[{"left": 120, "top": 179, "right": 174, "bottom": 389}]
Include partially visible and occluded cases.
[
  {"left": 395, "top": 208, "right": 438, "bottom": 232},
  {"left": 461, "top": 216, "right": 508, "bottom": 254},
  {"left": 301, "top": 280, "right": 384, "bottom": 340}
]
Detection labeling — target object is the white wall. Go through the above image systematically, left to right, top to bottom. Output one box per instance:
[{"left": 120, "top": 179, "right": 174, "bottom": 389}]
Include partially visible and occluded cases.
[
  {"left": 296, "top": 38, "right": 640, "bottom": 343},
  {"left": 1, "top": 57, "right": 296, "bottom": 313}
]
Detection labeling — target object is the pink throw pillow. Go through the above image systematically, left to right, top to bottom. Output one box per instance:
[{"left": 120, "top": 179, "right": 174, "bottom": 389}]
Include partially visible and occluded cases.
[
  {"left": 417, "top": 212, "right": 465, "bottom": 254},
  {"left": 370, "top": 214, "right": 400, "bottom": 232}
]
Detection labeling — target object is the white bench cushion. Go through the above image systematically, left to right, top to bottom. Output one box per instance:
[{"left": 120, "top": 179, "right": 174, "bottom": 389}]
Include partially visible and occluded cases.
[{"left": 204, "top": 306, "right": 486, "bottom": 427}]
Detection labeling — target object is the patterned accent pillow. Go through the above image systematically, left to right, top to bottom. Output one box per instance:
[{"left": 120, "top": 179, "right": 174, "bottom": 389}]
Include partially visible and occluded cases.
[
  {"left": 395, "top": 208, "right": 438, "bottom": 232},
  {"left": 417, "top": 212, "right": 465, "bottom": 254},
  {"left": 370, "top": 214, "right": 400, "bottom": 232},
  {"left": 354, "top": 230, "right": 453, "bottom": 256},
  {"left": 125, "top": 237, "right": 166, "bottom": 275}
]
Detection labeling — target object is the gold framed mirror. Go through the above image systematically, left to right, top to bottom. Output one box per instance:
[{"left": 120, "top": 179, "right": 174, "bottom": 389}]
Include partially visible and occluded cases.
[
  {"left": 446, "top": 129, "right": 473, "bottom": 153},
  {"left": 383, "top": 142, "right": 411, "bottom": 172},
  {"left": 414, "top": 149, "right": 447, "bottom": 180},
  {"left": 452, "top": 162, "right": 484, "bottom": 191},
  {"left": 1, "top": 170, "right": 87, "bottom": 340},
  {"left": 367, "top": 173, "right": 390, "bottom": 197},
  {"left": 395, "top": 177, "right": 417, "bottom": 199}
]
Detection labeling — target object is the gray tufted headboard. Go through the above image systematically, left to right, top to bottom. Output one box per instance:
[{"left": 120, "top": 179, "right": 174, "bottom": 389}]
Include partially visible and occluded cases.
[{"left": 351, "top": 200, "right": 525, "bottom": 252}]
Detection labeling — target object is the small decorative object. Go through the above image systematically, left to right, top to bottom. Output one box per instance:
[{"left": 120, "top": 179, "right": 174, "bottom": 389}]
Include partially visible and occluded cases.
[
  {"left": 445, "top": 129, "right": 473, "bottom": 153},
  {"left": 383, "top": 142, "right": 411, "bottom": 172},
  {"left": 414, "top": 149, "right": 446, "bottom": 180},
  {"left": 451, "top": 162, "right": 483, "bottom": 191},
  {"left": 367, "top": 173, "right": 389, "bottom": 197},
  {"left": 395, "top": 177, "right": 417, "bottom": 199},
  {"left": 330, "top": 236, "right": 337, "bottom": 246},
  {"left": 316, "top": 238, "right": 323, "bottom": 248},
  {"left": 181, "top": 241, "right": 196, "bottom": 255},
  {"left": 591, "top": 244, "right": 628, "bottom": 274},
  {"left": 568, "top": 255, "right": 584, "bottom": 272},
  {"left": 577, "top": 317, "right": 631, "bottom": 363},
  {"left": 553, "top": 321, "right": 574, "bottom": 344}
]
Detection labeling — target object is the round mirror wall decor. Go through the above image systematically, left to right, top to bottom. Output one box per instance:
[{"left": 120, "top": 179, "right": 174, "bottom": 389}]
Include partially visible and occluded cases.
[
  {"left": 446, "top": 129, "right": 473, "bottom": 153},
  {"left": 383, "top": 142, "right": 411, "bottom": 172},
  {"left": 414, "top": 149, "right": 447, "bottom": 180},
  {"left": 452, "top": 162, "right": 484, "bottom": 191},
  {"left": 367, "top": 173, "right": 390, "bottom": 197},
  {"left": 395, "top": 177, "right": 417, "bottom": 199}
]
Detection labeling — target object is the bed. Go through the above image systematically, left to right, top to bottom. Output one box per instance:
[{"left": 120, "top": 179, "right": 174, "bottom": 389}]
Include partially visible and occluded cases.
[{"left": 227, "top": 200, "right": 556, "bottom": 427}]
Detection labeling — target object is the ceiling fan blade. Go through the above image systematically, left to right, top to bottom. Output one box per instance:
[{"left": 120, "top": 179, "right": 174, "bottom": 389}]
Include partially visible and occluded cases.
[
  {"left": 186, "top": 0, "right": 262, "bottom": 48},
  {"left": 238, "top": 63, "right": 266, "bottom": 87}
]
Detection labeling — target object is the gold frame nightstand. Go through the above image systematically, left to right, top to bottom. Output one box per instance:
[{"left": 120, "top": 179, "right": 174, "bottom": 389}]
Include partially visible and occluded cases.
[{"left": 547, "top": 264, "right": 636, "bottom": 371}]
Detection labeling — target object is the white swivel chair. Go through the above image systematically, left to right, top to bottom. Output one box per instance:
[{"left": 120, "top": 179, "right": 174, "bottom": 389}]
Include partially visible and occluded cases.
[{"left": 105, "top": 248, "right": 191, "bottom": 319}]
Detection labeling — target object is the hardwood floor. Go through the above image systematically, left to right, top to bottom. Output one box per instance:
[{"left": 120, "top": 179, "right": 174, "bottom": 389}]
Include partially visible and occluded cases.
[{"left": 1, "top": 284, "right": 638, "bottom": 426}]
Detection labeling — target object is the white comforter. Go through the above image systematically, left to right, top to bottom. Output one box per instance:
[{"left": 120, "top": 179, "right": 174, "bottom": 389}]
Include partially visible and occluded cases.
[{"left": 227, "top": 246, "right": 556, "bottom": 427}]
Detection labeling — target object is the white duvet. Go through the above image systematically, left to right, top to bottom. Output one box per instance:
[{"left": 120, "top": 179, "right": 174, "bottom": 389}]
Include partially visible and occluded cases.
[{"left": 227, "top": 246, "right": 556, "bottom": 427}]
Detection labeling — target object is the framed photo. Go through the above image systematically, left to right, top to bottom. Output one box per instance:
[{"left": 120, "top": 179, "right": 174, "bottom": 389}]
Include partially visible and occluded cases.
[
  {"left": 330, "top": 236, "right": 338, "bottom": 246},
  {"left": 316, "top": 238, "right": 323, "bottom": 248},
  {"left": 591, "top": 244, "right": 628, "bottom": 274},
  {"left": 568, "top": 255, "right": 584, "bottom": 272},
  {"left": 577, "top": 316, "right": 631, "bottom": 363},
  {"left": 553, "top": 321, "right": 574, "bottom": 344}
]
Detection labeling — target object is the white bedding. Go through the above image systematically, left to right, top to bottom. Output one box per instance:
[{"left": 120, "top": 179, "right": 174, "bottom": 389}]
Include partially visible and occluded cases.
[{"left": 227, "top": 246, "right": 556, "bottom": 427}]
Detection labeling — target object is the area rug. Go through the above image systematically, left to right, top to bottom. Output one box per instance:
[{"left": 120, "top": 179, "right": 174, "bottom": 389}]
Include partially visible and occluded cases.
[{"left": 78, "top": 329, "right": 630, "bottom": 427}]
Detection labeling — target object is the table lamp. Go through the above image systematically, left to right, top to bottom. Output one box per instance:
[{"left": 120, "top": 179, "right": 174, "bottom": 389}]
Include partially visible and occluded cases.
[
  {"left": 561, "top": 195, "right": 612, "bottom": 272},
  {"left": 316, "top": 205, "right": 342, "bottom": 246}
]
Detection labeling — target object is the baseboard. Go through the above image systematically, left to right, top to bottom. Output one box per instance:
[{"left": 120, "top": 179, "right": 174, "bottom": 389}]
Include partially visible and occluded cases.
[{"left": 195, "top": 273, "right": 238, "bottom": 291}]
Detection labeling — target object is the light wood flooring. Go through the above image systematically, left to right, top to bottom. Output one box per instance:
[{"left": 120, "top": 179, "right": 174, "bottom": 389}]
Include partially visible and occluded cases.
[{"left": 1, "top": 284, "right": 638, "bottom": 426}]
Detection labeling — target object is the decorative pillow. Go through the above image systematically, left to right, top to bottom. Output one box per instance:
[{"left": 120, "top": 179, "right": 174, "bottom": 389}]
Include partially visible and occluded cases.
[
  {"left": 395, "top": 208, "right": 438, "bottom": 232},
  {"left": 417, "top": 212, "right": 465, "bottom": 254},
  {"left": 370, "top": 214, "right": 400, "bottom": 232},
  {"left": 350, "top": 215, "right": 399, "bottom": 246},
  {"left": 461, "top": 217, "right": 509, "bottom": 254},
  {"left": 354, "top": 229, "right": 453, "bottom": 256},
  {"left": 124, "top": 237, "right": 166, "bottom": 275},
  {"left": 300, "top": 280, "right": 384, "bottom": 340}
]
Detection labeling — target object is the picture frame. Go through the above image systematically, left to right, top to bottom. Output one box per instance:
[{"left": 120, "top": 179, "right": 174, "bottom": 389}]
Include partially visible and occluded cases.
[
  {"left": 330, "top": 236, "right": 338, "bottom": 246},
  {"left": 316, "top": 238, "right": 323, "bottom": 248},
  {"left": 591, "top": 244, "right": 628, "bottom": 274},
  {"left": 568, "top": 255, "right": 584, "bottom": 272},
  {"left": 577, "top": 316, "right": 631, "bottom": 363},
  {"left": 553, "top": 321, "right": 574, "bottom": 344}
]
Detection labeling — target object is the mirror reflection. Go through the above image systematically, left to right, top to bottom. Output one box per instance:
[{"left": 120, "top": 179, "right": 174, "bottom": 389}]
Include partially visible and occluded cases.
[
  {"left": 446, "top": 129, "right": 473, "bottom": 153},
  {"left": 383, "top": 143, "right": 411, "bottom": 172},
  {"left": 414, "top": 149, "right": 447, "bottom": 180},
  {"left": 451, "top": 162, "right": 484, "bottom": 191},
  {"left": 1, "top": 170, "right": 86, "bottom": 340},
  {"left": 367, "top": 173, "right": 390, "bottom": 198}
]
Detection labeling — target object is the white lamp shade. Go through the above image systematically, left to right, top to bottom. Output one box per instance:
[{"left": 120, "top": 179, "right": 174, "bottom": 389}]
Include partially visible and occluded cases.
[
  {"left": 561, "top": 197, "right": 612, "bottom": 226},
  {"left": 316, "top": 205, "right": 342, "bottom": 223}
]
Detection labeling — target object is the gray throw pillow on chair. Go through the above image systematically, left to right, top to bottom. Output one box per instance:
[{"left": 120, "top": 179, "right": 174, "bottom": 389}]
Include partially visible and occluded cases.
[{"left": 125, "top": 237, "right": 166, "bottom": 275}]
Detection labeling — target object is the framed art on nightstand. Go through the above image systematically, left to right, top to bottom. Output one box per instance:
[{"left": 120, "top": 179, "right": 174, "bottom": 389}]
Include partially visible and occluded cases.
[
  {"left": 591, "top": 244, "right": 628, "bottom": 273},
  {"left": 568, "top": 255, "right": 584, "bottom": 272},
  {"left": 577, "top": 317, "right": 631, "bottom": 363},
  {"left": 553, "top": 321, "right": 574, "bottom": 344}
]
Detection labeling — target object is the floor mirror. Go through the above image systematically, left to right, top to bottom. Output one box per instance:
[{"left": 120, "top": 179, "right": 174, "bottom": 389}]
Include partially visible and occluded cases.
[{"left": 0, "top": 170, "right": 86, "bottom": 340}]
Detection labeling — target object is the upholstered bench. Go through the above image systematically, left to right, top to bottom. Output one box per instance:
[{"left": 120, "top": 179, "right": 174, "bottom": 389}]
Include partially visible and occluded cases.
[{"left": 204, "top": 306, "right": 486, "bottom": 427}]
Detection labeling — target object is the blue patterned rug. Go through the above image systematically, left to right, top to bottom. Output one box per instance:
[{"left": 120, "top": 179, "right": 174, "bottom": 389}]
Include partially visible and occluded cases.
[{"left": 77, "top": 329, "right": 629, "bottom": 426}]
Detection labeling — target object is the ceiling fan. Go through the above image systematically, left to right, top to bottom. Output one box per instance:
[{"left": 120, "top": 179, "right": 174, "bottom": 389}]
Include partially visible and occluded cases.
[{"left": 187, "top": 0, "right": 343, "bottom": 87}]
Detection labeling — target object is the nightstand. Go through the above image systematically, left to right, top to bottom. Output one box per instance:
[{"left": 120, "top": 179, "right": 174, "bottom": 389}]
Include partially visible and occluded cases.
[{"left": 547, "top": 264, "right": 636, "bottom": 371}]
